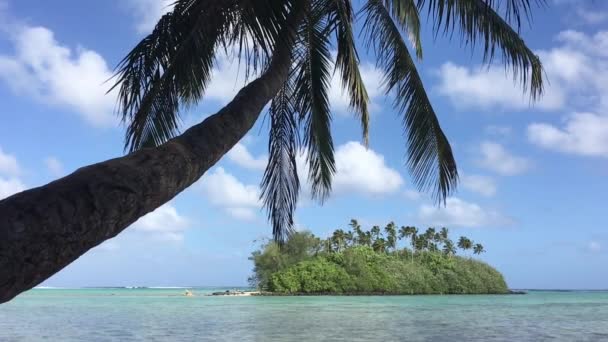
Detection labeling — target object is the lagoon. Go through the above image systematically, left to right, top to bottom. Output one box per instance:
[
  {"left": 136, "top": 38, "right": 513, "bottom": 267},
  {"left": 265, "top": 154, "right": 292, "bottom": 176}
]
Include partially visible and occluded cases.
[{"left": 1, "top": 288, "right": 607, "bottom": 341}]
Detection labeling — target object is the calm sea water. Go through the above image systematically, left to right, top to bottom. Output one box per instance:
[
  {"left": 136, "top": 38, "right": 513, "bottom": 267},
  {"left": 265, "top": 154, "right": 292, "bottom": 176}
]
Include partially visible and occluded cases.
[{"left": 1, "top": 288, "right": 607, "bottom": 341}]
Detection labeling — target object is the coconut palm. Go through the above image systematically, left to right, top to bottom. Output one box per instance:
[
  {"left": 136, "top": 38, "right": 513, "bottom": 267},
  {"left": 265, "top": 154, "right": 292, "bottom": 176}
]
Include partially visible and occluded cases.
[
  {"left": 0, "top": 0, "right": 545, "bottom": 302},
  {"left": 384, "top": 222, "right": 397, "bottom": 251},
  {"left": 371, "top": 225, "right": 382, "bottom": 241},
  {"left": 440, "top": 227, "right": 449, "bottom": 241},
  {"left": 331, "top": 229, "right": 347, "bottom": 252},
  {"left": 345, "top": 230, "right": 355, "bottom": 247},
  {"left": 457, "top": 236, "right": 473, "bottom": 256},
  {"left": 372, "top": 238, "right": 387, "bottom": 253},
  {"left": 442, "top": 239, "right": 456, "bottom": 257},
  {"left": 473, "top": 243, "right": 486, "bottom": 255}
]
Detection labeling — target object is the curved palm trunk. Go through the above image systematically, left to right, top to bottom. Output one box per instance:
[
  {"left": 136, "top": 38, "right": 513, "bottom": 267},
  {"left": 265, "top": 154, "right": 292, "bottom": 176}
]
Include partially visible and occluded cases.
[{"left": 0, "top": 34, "right": 295, "bottom": 304}]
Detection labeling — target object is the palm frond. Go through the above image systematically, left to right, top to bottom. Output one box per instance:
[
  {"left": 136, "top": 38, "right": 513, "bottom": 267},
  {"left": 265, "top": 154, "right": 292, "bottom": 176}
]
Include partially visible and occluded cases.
[
  {"left": 111, "top": 0, "right": 238, "bottom": 152},
  {"left": 112, "top": 0, "right": 296, "bottom": 153},
  {"left": 331, "top": 0, "right": 371, "bottom": 145},
  {"left": 364, "top": 0, "right": 458, "bottom": 203},
  {"left": 385, "top": 0, "right": 423, "bottom": 59},
  {"left": 417, "top": 0, "right": 544, "bottom": 98},
  {"left": 293, "top": 1, "right": 336, "bottom": 201},
  {"left": 261, "top": 79, "right": 300, "bottom": 244}
]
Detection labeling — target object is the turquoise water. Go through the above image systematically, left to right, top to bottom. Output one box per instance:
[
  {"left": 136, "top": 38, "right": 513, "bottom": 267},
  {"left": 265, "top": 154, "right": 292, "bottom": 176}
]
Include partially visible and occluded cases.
[{"left": 1, "top": 288, "right": 608, "bottom": 341}]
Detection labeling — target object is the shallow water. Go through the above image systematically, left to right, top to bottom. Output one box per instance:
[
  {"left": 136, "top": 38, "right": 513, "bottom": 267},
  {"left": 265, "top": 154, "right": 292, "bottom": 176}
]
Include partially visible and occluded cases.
[{"left": 1, "top": 288, "right": 607, "bottom": 341}]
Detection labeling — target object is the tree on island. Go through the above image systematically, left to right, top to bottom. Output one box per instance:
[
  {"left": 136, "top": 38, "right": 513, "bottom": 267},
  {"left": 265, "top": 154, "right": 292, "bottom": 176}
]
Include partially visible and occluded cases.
[
  {"left": 0, "top": 0, "right": 544, "bottom": 303},
  {"left": 250, "top": 219, "right": 506, "bottom": 294},
  {"left": 458, "top": 236, "right": 474, "bottom": 256},
  {"left": 473, "top": 244, "right": 486, "bottom": 255}
]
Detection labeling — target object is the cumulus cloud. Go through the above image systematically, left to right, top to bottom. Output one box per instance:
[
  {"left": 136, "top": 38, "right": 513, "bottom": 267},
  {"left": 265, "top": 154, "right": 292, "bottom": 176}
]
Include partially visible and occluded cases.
[
  {"left": 127, "top": 0, "right": 174, "bottom": 34},
  {"left": 0, "top": 26, "right": 116, "bottom": 126},
  {"left": 435, "top": 29, "right": 608, "bottom": 113},
  {"left": 435, "top": 62, "right": 564, "bottom": 111},
  {"left": 528, "top": 112, "right": 608, "bottom": 157},
  {"left": 297, "top": 141, "right": 403, "bottom": 197},
  {"left": 200, "top": 142, "right": 402, "bottom": 219},
  {"left": 332, "top": 142, "right": 403, "bottom": 195},
  {"left": 478, "top": 142, "right": 530, "bottom": 176},
  {"left": 226, "top": 143, "right": 267, "bottom": 171},
  {"left": 0, "top": 147, "right": 20, "bottom": 176},
  {"left": 0, "top": 147, "right": 25, "bottom": 200},
  {"left": 45, "top": 157, "right": 64, "bottom": 178},
  {"left": 199, "top": 167, "right": 260, "bottom": 221},
  {"left": 461, "top": 174, "right": 497, "bottom": 197},
  {"left": 0, "top": 177, "right": 25, "bottom": 200},
  {"left": 418, "top": 197, "right": 511, "bottom": 228},
  {"left": 131, "top": 204, "right": 190, "bottom": 242}
]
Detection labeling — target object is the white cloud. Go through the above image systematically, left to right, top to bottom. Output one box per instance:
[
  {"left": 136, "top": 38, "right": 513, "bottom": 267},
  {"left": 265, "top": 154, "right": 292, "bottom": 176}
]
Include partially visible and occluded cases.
[
  {"left": 127, "top": 0, "right": 174, "bottom": 34},
  {"left": 0, "top": 26, "right": 116, "bottom": 126},
  {"left": 435, "top": 29, "right": 608, "bottom": 113},
  {"left": 435, "top": 62, "right": 564, "bottom": 111},
  {"left": 528, "top": 112, "right": 608, "bottom": 157},
  {"left": 297, "top": 141, "right": 403, "bottom": 197},
  {"left": 332, "top": 142, "right": 403, "bottom": 195},
  {"left": 478, "top": 142, "right": 530, "bottom": 176},
  {"left": 226, "top": 143, "right": 267, "bottom": 171},
  {"left": 0, "top": 147, "right": 20, "bottom": 176},
  {"left": 0, "top": 147, "right": 25, "bottom": 200},
  {"left": 45, "top": 157, "right": 64, "bottom": 177},
  {"left": 199, "top": 167, "right": 260, "bottom": 220},
  {"left": 461, "top": 174, "right": 497, "bottom": 197},
  {"left": 0, "top": 177, "right": 25, "bottom": 200},
  {"left": 419, "top": 197, "right": 510, "bottom": 228},
  {"left": 131, "top": 204, "right": 190, "bottom": 242}
]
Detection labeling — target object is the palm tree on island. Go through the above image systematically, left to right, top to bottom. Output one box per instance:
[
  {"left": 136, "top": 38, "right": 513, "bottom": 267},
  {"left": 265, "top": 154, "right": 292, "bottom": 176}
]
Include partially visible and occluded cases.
[
  {"left": 0, "top": 0, "right": 544, "bottom": 303},
  {"left": 458, "top": 236, "right": 474, "bottom": 256},
  {"left": 473, "top": 244, "right": 486, "bottom": 255}
]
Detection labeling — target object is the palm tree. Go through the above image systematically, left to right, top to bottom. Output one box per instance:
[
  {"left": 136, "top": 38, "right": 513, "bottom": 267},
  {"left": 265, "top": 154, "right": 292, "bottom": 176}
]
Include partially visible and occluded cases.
[
  {"left": 0, "top": 0, "right": 544, "bottom": 302},
  {"left": 350, "top": 219, "right": 364, "bottom": 245},
  {"left": 384, "top": 222, "right": 397, "bottom": 251},
  {"left": 370, "top": 225, "right": 382, "bottom": 241},
  {"left": 440, "top": 227, "right": 449, "bottom": 241},
  {"left": 331, "top": 229, "right": 347, "bottom": 252},
  {"left": 345, "top": 230, "right": 355, "bottom": 247},
  {"left": 457, "top": 236, "right": 473, "bottom": 256},
  {"left": 372, "top": 238, "right": 387, "bottom": 253},
  {"left": 442, "top": 239, "right": 456, "bottom": 257},
  {"left": 473, "top": 243, "right": 486, "bottom": 255}
]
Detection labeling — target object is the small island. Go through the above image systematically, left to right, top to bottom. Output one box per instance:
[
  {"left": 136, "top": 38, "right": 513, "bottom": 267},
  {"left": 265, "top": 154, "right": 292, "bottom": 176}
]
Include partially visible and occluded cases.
[{"left": 249, "top": 220, "right": 509, "bottom": 295}]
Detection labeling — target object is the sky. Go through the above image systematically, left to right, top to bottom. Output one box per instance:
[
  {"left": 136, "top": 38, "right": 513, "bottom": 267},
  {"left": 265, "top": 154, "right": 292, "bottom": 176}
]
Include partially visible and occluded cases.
[{"left": 0, "top": 0, "right": 607, "bottom": 289}]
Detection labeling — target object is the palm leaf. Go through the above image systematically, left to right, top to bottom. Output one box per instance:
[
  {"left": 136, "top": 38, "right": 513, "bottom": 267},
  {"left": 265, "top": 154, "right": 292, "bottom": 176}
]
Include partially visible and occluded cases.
[
  {"left": 111, "top": 0, "right": 238, "bottom": 152},
  {"left": 112, "top": 0, "right": 295, "bottom": 152},
  {"left": 331, "top": 0, "right": 371, "bottom": 145},
  {"left": 364, "top": 0, "right": 458, "bottom": 202},
  {"left": 385, "top": 0, "right": 423, "bottom": 59},
  {"left": 417, "top": 0, "right": 544, "bottom": 98},
  {"left": 293, "top": 1, "right": 336, "bottom": 201},
  {"left": 261, "top": 79, "right": 300, "bottom": 244}
]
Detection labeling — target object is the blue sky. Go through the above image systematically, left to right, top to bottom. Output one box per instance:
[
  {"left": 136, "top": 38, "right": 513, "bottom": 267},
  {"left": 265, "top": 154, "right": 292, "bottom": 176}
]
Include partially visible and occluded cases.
[{"left": 1, "top": 0, "right": 607, "bottom": 289}]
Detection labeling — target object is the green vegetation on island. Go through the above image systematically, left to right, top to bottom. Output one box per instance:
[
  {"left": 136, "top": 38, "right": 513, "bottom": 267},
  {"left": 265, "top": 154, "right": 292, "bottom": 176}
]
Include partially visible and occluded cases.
[{"left": 250, "top": 220, "right": 508, "bottom": 295}]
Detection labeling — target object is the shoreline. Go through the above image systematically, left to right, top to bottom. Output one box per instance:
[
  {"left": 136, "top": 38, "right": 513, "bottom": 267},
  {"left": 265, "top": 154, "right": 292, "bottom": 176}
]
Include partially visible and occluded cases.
[{"left": 210, "top": 290, "right": 524, "bottom": 297}]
